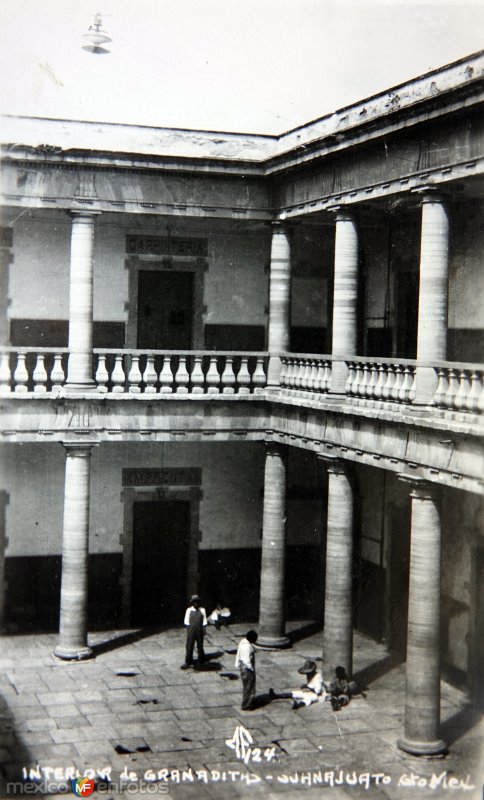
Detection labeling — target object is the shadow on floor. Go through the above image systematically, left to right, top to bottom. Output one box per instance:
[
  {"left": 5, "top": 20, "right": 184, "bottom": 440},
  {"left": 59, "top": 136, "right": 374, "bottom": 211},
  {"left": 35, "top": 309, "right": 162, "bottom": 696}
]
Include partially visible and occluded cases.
[
  {"left": 288, "top": 621, "right": 323, "bottom": 644},
  {"left": 90, "top": 625, "right": 170, "bottom": 657},
  {"left": 352, "top": 652, "right": 403, "bottom": 690},
  {"left": 0, "top": 692, "right": 33, "bottom": 794},
  {"left": 441, "top": 702, "right": 482, "bottom": 746}
]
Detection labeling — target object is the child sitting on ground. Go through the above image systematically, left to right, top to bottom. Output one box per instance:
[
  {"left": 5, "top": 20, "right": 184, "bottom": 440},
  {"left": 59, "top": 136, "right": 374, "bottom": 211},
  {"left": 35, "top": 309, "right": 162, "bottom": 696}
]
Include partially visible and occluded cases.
[{"left": 269, "top": 659, "right": 327, "bottom": 709}]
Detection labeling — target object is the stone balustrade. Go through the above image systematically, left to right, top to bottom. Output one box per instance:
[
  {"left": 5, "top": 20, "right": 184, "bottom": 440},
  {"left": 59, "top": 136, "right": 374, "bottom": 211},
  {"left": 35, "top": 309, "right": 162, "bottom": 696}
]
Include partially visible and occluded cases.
[
  {"left": 1, "top": 347, "right": 483, "bottom": 415},
  {"left": 0, "top": 348, "right": 69, "bottom": 394},
  {"left": 93, "top": 350, "right": 268, "bottom": 395},
  {"left": 279, "top": 354, "right": 332, "bottom": 394},
  {"left": 345, "top": 358, "right": 417, "bottom": 404},
  {"left": 433, "top": 363, "right": 484, "bottom": 413}
]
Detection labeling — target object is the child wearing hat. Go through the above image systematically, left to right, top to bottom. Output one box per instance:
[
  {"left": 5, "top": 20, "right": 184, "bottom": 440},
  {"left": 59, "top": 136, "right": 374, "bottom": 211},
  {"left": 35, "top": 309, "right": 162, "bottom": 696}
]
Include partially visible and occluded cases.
[
  {"left": 181, "top": 595, "right": 207, "bottom": 669},
  {"left": 269, "top": 659, "right": 327, "bottom": 709}
]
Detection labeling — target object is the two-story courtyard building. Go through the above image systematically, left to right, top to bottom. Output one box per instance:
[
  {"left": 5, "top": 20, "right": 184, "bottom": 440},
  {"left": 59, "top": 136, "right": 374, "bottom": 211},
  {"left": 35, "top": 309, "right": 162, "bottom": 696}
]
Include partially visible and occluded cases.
[{"left": 1, "top": 50, "right": 483, "bottom": 757}]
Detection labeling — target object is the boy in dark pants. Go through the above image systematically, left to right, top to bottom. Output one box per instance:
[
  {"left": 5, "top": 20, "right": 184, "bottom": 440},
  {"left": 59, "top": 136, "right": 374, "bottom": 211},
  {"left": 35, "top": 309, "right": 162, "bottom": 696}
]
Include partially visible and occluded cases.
[
  {"left": 181, "top": 595, "right": 207, "bottom": 669},
  {"left": 235, "top": 630, "right": 258, "bottom": 710}
]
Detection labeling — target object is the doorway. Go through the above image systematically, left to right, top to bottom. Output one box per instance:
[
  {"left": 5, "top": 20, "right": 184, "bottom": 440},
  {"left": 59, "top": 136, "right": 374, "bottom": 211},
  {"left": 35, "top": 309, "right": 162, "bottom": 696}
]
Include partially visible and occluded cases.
[
  {"left": 137, "top": 270, "right": 193, "bottom": 349},
  {"left": 131, "top": 500, "right": 190, "bottom": 625}
]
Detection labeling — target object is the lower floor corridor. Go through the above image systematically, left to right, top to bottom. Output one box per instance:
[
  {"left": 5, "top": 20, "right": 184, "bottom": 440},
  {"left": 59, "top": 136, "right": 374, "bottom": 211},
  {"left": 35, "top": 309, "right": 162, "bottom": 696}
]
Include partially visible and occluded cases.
[{"left": 0, "top": 623, "right": 482, "bottom": 799}]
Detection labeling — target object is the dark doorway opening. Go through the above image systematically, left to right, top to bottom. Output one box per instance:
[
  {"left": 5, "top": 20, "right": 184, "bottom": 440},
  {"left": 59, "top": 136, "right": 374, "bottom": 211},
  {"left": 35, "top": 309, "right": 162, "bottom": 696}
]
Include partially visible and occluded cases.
[
  {"left": 137, "top": 271, "right": 193, "bottom": 349},
  {"left": 132, "top": 500, "right": 190, "bottom": 625}
]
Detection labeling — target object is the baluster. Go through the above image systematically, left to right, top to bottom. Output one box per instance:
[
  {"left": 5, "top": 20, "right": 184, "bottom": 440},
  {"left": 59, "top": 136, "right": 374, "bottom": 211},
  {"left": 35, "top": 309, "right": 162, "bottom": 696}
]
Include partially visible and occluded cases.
[
  {"left": 0, "top": 352, "right": 12, "bottom": 393},
  {"left": 14, "top": 353, "right": 29, "bottom": 393},
  {"left": 51, "top": 353, "right": 66, "bottom": 390},
  {"left": 32, "top": 354, "right": 48, "bottom": 393},
  {"left": 95, "top": 354, "right": 109, "bottom": 392},
  {"left": 111, "top": 355, "right": 126, "bottom": 393},
  {"left": 128, "top": 355, "right": 142, "bottom": 393},
  {"left": 144, "top": 355, "right": 158, "bottom": 393},
  {"left": 191, "top": 355, "right": 205, "bottom": 394},
  {"left": 159, "top": 356, "right": 173, "bottom": 394},
  {"left": 175, "top": 356, "right": 190, "bottom": 394},
  {"left": 206, "top": 357, "right": 220, "bottom": 394},
  {"left": 221, "top": 357, "right": 236, "bottom": 394},
  {"left": 236, "top": 357, "right": 251, "bottom": 395},
  {"left": 252, "top": 357, "right": 266, "bottom": 393},
  {"left": 279, "top": 357, "right": 288, "bottom": 387},
  {"left": 286, "top": 358, "right": 295, "bottom": 388},
  {"left": 295, "top": 359, "right": 304, "bottom": 391},
  {"left": 300, "top": 359, "right": 310, "bottom": 391},
  {"left": 308, "top": 360, "right": 319, "bottom": 392},
  {"left": 314, "top": 360, "right": 324, "bottom": 392},
  {"left": 323, "top": 360, "right": 332, "bottom": 393},
  {"left": 345, "top": 362, "right": 355, "bottom": 395},
  {"left": 350, "top": 363, "right": 360, "bottom": 397},
  {"left": 357, "top": 363, "right": 365, "bottom": 397},
  {"left": 359, "top": 363, "right": 369, "bottom": 399},
  {"left": 367, "top": 363, "right": 379, "bottom": 399},
  {"left": 373, "top": 363, "right": 385, "bottom": 400},
  {"left": 382, "top": 363, "right": 395, "bottom": 401},
  {"left": 392, "top": 364, "right": 404, "bottom": 402},
  {"left": 399, "top": 366, "right": 412, "bottom": 403},
  {"left": 407, "top": 366, "right": 416, "bottom": 403},
  {"left": 433, "top": 368, "right": 446, "bottom": 407},
  {"left": 443, "top": 368, "right": 459, "bottom": 410},
  {"left": 453, "top": 369, "right": 471, "bottom": 411},
  {"left": 466, "top": 370, "right": 482, "bottom": 413},
  {"left": 477, "top": 373, "right": 484, "bottom": 413}
]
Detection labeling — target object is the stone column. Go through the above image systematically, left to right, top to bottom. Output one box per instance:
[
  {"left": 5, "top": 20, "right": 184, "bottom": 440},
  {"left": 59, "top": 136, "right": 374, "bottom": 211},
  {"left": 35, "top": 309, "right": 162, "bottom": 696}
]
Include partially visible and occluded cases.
[
  {"left": 415, "top": 191, "right": 449, "bottom": 403},
  {"left": 330, "top": 209, "right": 359, "bottom": 392},
  {"left": 65, "top": 211, "right": 100, "bottom": 391},
  {"left": 267, "top": 223, "right": 291, "bottom": 386},
  {"left": 258, "top": 442, "right": 290, "bottom": 648},
  {"left": 54, "top": 443, "right": 94, "bottom": 660},
  {"left": 320, "top": 455, "right": 354, "bottom": 675},
  {"left": 397, "top": 476, "right": 446, "bottom": 755}
]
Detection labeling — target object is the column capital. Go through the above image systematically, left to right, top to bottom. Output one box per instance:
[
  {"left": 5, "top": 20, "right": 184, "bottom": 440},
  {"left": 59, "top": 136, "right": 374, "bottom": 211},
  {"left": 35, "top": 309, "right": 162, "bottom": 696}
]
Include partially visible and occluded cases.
[
  {"left": 411, "top": 185, "right": 448, "bottom": 206},
  {"left": 327, "top": 204, "right": 357, "bottom": 222},
  {"left": 67, "top": 209, "right": 102, "bottom": 220},
  {"left": 270, "top": 220, "right": 291, "bottom": 235},
  {"left": 264, "top": 440, "right": 288, "bottom": 458},
  {"left": 62, "top": 441, "right": 97, "bottom": 457},
  {"left": 317, "top": 453, "right": 349, "bottom": 475},
  {"left": 396, "top": 473, "right": 438, "bottom": 500}
]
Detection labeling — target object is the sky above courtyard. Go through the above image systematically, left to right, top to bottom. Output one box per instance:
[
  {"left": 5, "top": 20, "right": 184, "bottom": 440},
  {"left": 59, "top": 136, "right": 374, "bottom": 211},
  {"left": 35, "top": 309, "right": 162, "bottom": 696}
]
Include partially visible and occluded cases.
[{"left": 0, "top": 0, "right": 483, "bottom": 135}]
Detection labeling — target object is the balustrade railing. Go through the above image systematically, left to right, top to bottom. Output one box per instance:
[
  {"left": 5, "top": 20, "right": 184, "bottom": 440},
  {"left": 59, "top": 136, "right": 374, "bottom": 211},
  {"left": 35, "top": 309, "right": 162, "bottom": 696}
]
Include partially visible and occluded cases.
[
  {"left": 1, "top": 347, "right": 482, "bottom": 414},
  {"left": 0, "top": 348, "right": 69, "bottom": 394},
  {"left": 93, "top": 350, "right": 268, "bottom": 395},
  {"left": 279, "top": 354, "right": 332, "bottom": 394},
  {"left": 345, "top": 358, "right": 416, "bottom": 404},
  {"left": 433, "top": 363, "right": 484, "bottom": 413}
]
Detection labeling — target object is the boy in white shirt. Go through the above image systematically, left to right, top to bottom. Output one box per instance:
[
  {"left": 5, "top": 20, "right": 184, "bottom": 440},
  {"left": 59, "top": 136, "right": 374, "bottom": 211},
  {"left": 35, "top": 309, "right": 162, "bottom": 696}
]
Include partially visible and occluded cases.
[{"left": 235, "top": 630, "right": 258, "bottom": 710}]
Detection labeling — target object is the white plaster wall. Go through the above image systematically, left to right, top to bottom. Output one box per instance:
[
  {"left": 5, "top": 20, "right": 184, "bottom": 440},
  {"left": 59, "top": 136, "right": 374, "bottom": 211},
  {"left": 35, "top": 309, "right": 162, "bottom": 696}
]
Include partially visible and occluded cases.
[
  {"left": 449, "top": 201, "right": 484, "bottom": 329},
  {"left": 8, "top": 211, "right": 269, "bottom": 328},
  {"left": 0, "top": 441, "right": 265, "bottom": 557}
]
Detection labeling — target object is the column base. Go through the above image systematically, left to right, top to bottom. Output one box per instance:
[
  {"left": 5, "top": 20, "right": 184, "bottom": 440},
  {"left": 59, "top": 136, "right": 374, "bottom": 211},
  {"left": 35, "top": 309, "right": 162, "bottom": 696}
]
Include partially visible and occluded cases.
[
  {"left": 64, "top": 381, "right": 98, "bottom": 393},
  {"left": 256, "top": 635, "right": 291, "bottom": 650},
  {"left": 53, "top": 644, "right": 93, "bottom": 661},
  {"left": 397, "top": 736, "right": 447, "bottom": 757}
]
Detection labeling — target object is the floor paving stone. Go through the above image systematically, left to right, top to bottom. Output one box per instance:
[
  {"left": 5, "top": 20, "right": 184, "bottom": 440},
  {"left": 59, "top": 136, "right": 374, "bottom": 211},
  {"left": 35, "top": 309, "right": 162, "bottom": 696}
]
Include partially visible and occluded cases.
[{"left": 0, "top": 625, "right": 482, "bottom": 799}]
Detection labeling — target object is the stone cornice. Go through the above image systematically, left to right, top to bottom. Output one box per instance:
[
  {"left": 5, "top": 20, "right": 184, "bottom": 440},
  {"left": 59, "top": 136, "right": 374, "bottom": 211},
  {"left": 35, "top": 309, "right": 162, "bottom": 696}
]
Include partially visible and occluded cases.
[{"left": 1, "top": 51, "right": 483, "bottom": 180}]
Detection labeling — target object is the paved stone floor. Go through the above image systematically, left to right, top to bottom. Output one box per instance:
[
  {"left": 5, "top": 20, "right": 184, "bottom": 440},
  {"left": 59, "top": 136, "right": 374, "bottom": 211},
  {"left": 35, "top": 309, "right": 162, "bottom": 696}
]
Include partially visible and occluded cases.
[{"left": 0, "top": 623, "right": 482, "bottom": 799}]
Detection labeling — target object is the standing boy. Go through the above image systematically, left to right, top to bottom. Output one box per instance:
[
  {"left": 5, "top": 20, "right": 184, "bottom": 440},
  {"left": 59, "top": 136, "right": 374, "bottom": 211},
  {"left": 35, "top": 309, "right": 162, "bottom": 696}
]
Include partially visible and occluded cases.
[
  {"left": 181, "top": 594, "right": 207, "bottom": 669},
  {"left": 235, "top": 630, "right": 258, "bottom": 710}
]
